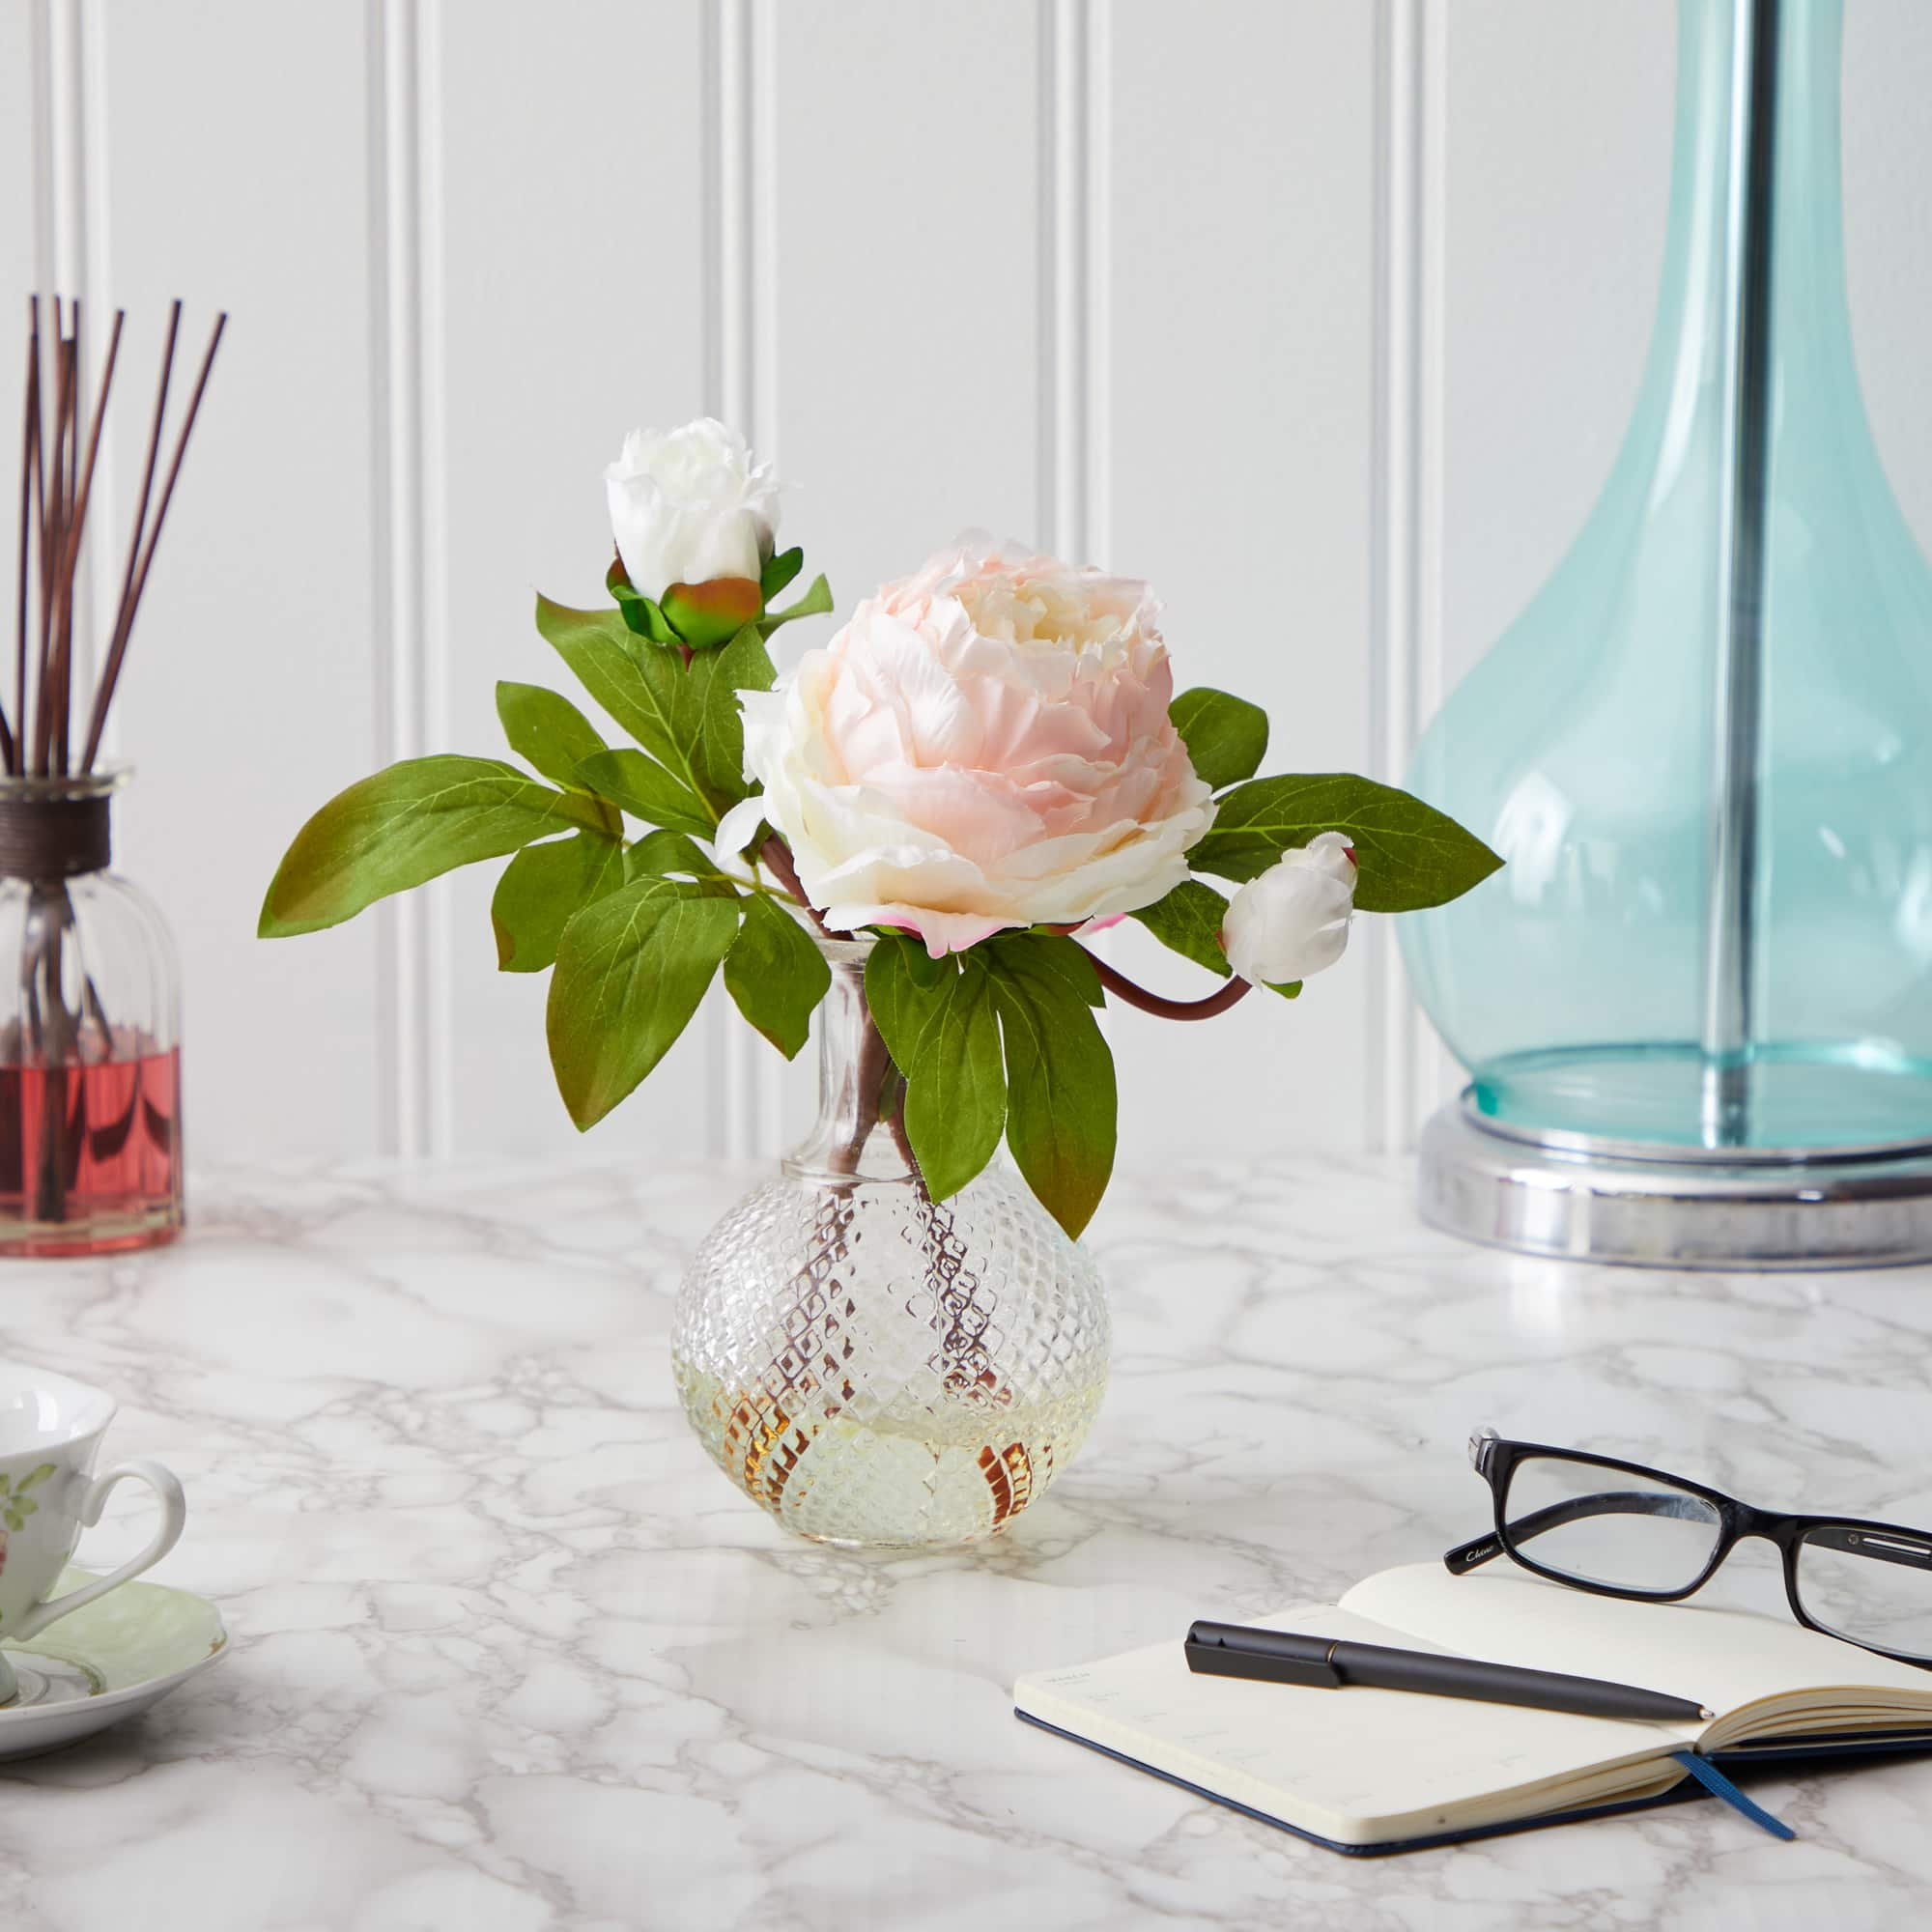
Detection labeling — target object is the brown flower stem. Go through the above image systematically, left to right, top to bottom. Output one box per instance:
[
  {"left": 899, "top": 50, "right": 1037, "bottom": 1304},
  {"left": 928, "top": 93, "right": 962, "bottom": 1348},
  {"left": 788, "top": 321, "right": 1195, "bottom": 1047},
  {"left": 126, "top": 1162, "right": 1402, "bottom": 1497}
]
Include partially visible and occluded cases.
[
  {"left": 751, "top": 832, "right": 924, "bottom": 1184},
  {"left": 756, "top": 833, "right": 854, "bottom": 942},
  {"left": 1076, "top": 946, "right": 1253, "bottom": 1021},
  {"left": 830, "top": 1006, "right": 911, "bottom": 1182},
  {"left": 887, "top": 1105, "right": 928, "bottom": 1199}
]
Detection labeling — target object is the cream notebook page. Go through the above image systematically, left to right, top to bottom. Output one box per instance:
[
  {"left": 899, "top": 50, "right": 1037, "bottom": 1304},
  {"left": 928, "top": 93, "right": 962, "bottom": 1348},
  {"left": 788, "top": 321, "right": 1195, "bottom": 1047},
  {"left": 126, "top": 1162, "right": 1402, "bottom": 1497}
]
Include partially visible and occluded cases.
[{"left": 1345, "top": 1564, "right": 1932, "bottom": 1747}]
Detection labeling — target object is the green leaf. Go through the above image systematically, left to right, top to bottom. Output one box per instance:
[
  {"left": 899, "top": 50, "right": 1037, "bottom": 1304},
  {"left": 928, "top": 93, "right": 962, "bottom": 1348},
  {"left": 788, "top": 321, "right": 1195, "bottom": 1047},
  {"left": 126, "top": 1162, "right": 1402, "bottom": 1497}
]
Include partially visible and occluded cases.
[
  {"left": 760, "top": 546, "right": 804, "bottom": 602},
  {"left": 607, "top": 560, "right": 677, "bottom": 643},
  {"left": 756, "top": 572, "right": 834, "bottom": 638},
  {"left": 538, "top": 594, "right": 680, "bottom": 752},
  {"left": 535, "top": 595, "right": 775, "bottom": 820},
  {"left": 622, "top": 599, "right": 678, "bottom": 644},
  {"left": 687, "top": 624, "right": 777, "bottom": 810},
  {"left": 496, "top": 682, "right": 611, "bottom": 794},
  {"left": 1171, "top": 687, "right": 1269, "bottom": 790},
  {"left": 574, "top": 750, "right": 716, "bottom": 840},
  {"left": 260, "top": 756, "right": 610, "bottom": 937},
  {"left": 1191, "top": 773, "right": 1504, "bottom": 913},
  {"left": 625, "top": 828, "right": 730, "bottom": 885},
  {"left": 491, "top": 830, "right": 624, "bottom": 973},
  {"left": 546, "top": 878, "right": 742, "bottom": 1128},
  {"left": 1128, "top": 878, "right": 1233, "bottom": 979},
  {"left": 724, "top": 895, "right": 832, "bottom": 1060},
  {"left": 1018, "top": 928, "right": 1106, "bottom": 1009},
  {"left": 981, "top": 933, "right": 1116, "bottom": 1238},
  {"left": 866, "top": 939, "right": 1007, "bottom": 1202},
  {"left": 18, "top": 1463, "right": 55, "bottom": 1492},
  {"left": 4, "top": 1510, "right": 19, "bottom": 1533}
]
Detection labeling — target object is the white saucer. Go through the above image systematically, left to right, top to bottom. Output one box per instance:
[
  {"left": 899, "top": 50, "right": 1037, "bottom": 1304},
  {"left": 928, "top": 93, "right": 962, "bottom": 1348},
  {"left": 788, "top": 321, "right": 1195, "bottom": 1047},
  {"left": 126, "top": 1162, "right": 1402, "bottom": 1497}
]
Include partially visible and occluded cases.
[{"left": 0, "top": 1565, "right": 228, "bottom": 1760}]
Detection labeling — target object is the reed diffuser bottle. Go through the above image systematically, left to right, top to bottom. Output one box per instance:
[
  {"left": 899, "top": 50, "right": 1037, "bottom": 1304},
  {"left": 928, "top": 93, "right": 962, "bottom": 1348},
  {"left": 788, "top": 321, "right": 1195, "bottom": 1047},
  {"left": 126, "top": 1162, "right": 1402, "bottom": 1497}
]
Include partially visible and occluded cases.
[
  {"left": 2, "top": 297, "right": 224, "bottom": 1256},
  {"left": 0, "top": 773, "right": 182, "bottom": 1253}
]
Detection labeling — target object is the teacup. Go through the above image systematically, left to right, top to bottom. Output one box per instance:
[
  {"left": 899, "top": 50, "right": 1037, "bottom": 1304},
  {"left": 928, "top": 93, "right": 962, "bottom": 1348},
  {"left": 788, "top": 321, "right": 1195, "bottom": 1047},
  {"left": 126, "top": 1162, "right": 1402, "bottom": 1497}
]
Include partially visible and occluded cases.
[{"left": 0, "top": 1366, "right": 186, "bottom": 1704}]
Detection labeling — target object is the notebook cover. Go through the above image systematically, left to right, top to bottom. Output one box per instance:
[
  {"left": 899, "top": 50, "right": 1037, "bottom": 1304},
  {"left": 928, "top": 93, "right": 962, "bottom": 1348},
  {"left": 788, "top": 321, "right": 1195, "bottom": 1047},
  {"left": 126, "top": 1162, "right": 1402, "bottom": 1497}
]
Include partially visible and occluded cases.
[{"left": 1013, "top": 1710, "right": 1932, "bottom": 1858}]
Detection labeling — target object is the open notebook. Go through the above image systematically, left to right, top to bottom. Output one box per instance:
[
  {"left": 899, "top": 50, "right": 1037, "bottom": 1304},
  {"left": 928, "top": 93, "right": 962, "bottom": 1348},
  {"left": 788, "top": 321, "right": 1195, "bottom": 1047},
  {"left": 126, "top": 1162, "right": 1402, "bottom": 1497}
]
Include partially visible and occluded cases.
[{"left": 1014, "top": 1563, "right": 1932, "bottom": 1855}]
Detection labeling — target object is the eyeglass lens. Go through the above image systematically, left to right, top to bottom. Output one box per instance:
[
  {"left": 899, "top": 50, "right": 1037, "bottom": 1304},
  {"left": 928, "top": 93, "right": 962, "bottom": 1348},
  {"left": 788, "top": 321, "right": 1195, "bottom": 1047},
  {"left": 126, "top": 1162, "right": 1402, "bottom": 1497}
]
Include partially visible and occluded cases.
[
  {"left": 1501, "top": 1454, "right": 1723, "bottom": 1594},
  {"left": 1794, "top": 1525, "right": 1932, "bottom": 1661}
]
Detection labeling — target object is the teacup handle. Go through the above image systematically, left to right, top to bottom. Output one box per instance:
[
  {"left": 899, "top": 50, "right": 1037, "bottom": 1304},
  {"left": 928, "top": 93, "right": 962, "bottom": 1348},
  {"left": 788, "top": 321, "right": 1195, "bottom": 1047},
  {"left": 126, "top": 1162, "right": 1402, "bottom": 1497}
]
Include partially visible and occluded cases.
[{"left": 10, "top": 1460, "right": 187, "bottom": 1641}]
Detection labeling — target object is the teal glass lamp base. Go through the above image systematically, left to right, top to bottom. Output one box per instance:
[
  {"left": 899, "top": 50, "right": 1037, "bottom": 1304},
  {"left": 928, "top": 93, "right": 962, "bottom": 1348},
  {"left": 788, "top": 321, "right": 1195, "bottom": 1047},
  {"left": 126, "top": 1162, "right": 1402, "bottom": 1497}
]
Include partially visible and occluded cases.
[{"left": 1420, "top": 1094, "right": 1932, "bottom": 1270}]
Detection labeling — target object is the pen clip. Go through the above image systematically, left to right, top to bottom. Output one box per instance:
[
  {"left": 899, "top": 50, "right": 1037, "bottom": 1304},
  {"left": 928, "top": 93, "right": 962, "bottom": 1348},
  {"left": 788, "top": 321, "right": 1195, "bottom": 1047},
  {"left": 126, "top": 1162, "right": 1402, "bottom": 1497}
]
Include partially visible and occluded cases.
[{"left": 1183, "top": 1622, "right": 1344, "bottom": 1689}]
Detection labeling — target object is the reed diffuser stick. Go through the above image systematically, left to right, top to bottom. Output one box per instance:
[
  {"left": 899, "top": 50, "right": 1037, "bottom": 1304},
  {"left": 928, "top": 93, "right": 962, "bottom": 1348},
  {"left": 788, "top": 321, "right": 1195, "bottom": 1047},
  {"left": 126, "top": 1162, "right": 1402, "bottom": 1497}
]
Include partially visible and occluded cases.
[
  {"left": 88, "top": 300, "right": 181, "bottom": 781},
  {"left": 16, "top": 303, "right": 43, "bottom": 779},
  {"left": 6, "top": 312, "right": 33, "bottom": 777},
  {"left": 81, "top": 312, "right": 224, "bottom": 772},
  {"left": 33, "top": 329, "right": 75, "bottom": 774}
]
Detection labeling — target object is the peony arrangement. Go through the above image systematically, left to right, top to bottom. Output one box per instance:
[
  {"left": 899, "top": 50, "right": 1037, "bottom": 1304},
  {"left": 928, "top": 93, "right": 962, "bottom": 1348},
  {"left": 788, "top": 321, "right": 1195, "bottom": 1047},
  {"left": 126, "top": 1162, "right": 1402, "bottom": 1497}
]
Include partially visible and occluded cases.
[{"left": 262, "top": 422, "right": 1498, "bottom": 1236}]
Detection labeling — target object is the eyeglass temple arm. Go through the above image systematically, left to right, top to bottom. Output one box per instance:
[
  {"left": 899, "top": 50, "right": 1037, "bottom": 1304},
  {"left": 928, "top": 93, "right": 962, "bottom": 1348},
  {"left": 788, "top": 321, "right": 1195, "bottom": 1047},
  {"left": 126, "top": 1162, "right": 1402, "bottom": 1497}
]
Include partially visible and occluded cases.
[{"left": 1442, "top": 1490, "right": 1715, "bottom": 1574}]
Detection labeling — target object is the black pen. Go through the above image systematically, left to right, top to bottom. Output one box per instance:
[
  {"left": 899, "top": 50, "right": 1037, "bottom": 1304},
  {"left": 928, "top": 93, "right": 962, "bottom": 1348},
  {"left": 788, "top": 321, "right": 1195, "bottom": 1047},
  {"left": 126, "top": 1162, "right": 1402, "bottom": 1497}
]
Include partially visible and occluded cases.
[{"left": 1184, "top": 1621, "right": 1714, "bottom": 1725}]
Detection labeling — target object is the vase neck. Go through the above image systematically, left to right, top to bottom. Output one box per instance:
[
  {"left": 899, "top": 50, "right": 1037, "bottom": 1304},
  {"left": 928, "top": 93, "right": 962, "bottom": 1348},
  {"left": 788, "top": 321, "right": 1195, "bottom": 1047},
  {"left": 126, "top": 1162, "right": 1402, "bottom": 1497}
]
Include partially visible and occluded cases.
[{"left": 785, "top": 950, "right": 918, "bottom": 1183}]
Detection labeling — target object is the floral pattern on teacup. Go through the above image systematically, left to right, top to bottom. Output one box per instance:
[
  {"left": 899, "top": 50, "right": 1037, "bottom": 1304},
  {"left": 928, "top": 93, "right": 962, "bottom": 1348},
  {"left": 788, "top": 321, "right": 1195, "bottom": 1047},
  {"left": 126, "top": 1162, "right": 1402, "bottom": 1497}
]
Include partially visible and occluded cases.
[{"left": 0, "top": 1464, "right": 56, "bottom": 1576}]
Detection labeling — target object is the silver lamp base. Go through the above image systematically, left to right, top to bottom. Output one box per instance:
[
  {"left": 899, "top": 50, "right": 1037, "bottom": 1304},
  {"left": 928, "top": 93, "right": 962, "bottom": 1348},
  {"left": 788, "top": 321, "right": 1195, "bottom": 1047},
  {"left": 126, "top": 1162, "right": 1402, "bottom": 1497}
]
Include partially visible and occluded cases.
[{"left": 1419, "top": 1093, "right": 1932, "bottom": 1269}]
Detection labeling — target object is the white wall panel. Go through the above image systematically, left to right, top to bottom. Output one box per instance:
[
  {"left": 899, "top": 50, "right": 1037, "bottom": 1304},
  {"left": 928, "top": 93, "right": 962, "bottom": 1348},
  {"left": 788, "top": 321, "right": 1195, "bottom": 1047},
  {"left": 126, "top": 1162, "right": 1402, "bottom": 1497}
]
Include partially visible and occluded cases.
[
  {"left": 95, "top": 0, "right": 385, "bottom": 1161},
  {"left": 773, "top": 0, "right": 1039, "bottom": 625},
  {"left": 1106, "top": 0, "right": 1378, "bottom": 1164},
  {"left": 435, "top": 1, "right": 712, "bottom": 1160},
  {"left": 1844, "top": 2, "right": 1932, "bottom": 555},
  {"left": 2, "top": 9, "right": 30, "bottom": 298}
]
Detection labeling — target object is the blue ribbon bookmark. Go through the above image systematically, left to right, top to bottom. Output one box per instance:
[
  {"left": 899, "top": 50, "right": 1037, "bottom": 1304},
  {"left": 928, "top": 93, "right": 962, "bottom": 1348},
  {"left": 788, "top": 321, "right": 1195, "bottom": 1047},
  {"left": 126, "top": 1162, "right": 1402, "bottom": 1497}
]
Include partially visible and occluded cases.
[{"left": 1670, "top": 1751, "right": 1797, "bottom": 1841}]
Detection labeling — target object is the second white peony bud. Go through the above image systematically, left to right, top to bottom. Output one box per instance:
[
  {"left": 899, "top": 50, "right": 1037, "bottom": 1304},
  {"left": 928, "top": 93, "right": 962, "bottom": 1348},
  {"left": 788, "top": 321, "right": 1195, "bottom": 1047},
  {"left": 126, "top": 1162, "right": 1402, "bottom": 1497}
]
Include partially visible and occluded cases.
[
  {"left": 605, "top": 417, "right": 779, "bottom": 603},
  {"left": 1221, "top": 833, "right": 1357, "bottom": 986}
]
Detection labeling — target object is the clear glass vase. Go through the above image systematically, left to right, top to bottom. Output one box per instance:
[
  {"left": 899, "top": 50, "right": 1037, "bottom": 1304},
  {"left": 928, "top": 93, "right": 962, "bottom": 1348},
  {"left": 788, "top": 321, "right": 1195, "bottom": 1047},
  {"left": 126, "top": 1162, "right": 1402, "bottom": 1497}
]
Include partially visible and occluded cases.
[
  {"left": 1402, "top": 0, "right": 1932, "bottom": 1154},
  {"left": 0, "top": 773, "right": 184, "bottom": 1257},
  {"left": 671, "top": 937, "right": 1109, "bottom": 1548}
]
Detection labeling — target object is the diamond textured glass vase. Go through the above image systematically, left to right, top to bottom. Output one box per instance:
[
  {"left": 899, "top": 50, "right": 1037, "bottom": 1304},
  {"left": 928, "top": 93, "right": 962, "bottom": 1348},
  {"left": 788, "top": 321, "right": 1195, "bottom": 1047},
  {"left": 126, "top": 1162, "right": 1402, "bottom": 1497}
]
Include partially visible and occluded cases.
[{"left": 671, "top": 939, "right": 1109, "bottom": 1548}]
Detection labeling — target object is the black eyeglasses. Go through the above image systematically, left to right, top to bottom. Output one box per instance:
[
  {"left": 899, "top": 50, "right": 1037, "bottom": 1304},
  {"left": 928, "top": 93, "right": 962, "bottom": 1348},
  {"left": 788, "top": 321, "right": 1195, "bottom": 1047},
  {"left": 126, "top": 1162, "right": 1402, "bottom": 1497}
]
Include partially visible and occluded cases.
[{"left": 1445, "top": 1429, "right": 1932, "bottom": 1668}]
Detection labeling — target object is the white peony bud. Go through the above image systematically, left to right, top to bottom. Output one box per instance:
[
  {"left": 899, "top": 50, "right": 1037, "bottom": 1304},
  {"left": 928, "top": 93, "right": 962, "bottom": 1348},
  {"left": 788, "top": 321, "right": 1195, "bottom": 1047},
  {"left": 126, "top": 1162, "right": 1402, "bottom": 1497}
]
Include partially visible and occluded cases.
[
  {"left": 605, "top": 417, "right": 780, "bottom": 603},
  {"left": 1220, "top": 832, "right": 1357, "bottom": 985}
]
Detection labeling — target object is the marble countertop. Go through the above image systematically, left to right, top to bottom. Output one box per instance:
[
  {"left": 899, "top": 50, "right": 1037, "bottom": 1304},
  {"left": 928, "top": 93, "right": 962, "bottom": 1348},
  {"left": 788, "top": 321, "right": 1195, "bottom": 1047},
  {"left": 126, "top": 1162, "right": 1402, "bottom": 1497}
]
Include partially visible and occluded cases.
[{"left": 2, "top": 1155, "right": 1930, "bottom": 1931}]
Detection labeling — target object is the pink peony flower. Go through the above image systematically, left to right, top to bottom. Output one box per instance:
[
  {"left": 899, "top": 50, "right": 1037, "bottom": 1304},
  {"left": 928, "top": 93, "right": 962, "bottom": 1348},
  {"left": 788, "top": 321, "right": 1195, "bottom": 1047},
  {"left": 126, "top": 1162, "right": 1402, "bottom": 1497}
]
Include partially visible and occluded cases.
[{"left": 724, "top": 537, "right": 1214, "bottom": 956}]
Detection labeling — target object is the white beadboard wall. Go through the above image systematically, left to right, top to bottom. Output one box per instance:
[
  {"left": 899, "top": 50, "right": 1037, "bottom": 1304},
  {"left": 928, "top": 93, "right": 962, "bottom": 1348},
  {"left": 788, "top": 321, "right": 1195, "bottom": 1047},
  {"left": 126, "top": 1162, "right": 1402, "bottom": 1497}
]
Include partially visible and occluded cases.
[{"left": 6, "top": 0, "right": 1932, "bottom": 1170}]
